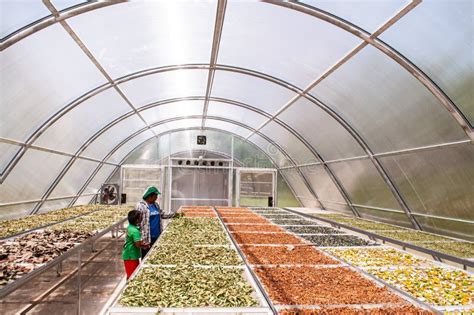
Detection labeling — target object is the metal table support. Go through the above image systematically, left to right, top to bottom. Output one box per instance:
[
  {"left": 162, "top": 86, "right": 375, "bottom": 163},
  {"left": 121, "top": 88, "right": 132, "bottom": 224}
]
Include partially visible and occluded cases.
[{"left": 0, "top": 217, "right": 127, "bottom": 299}]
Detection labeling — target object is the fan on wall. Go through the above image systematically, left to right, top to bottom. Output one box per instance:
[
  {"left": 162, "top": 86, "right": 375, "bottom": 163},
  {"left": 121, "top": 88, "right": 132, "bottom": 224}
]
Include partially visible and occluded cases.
[{"left": 100, "top": 184, "right": 119, "bottom": 205}]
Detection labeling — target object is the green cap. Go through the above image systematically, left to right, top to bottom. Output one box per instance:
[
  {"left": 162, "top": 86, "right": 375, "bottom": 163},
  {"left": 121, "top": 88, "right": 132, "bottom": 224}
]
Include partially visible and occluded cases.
[{"left": 142, "top": 186, "right": 161, "bottom": 200}]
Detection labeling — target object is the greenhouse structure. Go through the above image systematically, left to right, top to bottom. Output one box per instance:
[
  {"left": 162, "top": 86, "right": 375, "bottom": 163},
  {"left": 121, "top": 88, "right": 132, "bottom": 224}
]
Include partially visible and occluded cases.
[{"left": 0, "top": 0, "right": 473, "bottom": 314}]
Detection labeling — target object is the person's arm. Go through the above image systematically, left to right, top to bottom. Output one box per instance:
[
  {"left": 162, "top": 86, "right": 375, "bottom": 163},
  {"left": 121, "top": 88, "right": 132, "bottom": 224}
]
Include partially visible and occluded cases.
[
  {"left": 136, "top": 202, "right": 150, "bottom": 244},
  {"left": 158, "top": 204, "right": 176, "bottom": 219},
  {"left": 131, "top": 226, "right": 149, "bottom": 249},
  {"left": 134, "top": 240, "right": 150, "bottom": 249}
]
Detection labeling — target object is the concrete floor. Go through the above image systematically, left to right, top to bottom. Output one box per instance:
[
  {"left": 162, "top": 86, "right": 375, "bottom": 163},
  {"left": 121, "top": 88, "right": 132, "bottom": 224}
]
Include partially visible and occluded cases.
[{"left": 0, "top": 234, "right": 126, "bottom": 315}]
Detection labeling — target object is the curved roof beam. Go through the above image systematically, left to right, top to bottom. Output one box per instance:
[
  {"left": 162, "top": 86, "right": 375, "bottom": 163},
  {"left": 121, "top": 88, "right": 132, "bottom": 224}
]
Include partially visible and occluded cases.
[
  {"left": 201, "top": 0, "right": 227, "bottom": 128},
  {"left": 0, "top": 1, "right": 125, "bottom": 50},
  {"left": 32, "top": 115, "right": 321, "bottom": 213},
  {"left": 66, "top": 121, "right": 319, "bottom": 209}
]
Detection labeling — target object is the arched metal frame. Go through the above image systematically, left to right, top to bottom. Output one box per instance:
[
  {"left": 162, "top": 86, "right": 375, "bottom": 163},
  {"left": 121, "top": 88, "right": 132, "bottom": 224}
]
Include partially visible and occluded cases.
[
  {"left": 1, "top": 0, "right": 471, "bottom": 228},
  {"left": 1, "top": 0, "right": 471, "bottom": 140},
  {"left": 13, "top": 62, "right": 402, "bottom": 223},
  {"left": 28, "top": 95, "right": 327, "bottom": 213},
  {"left": 33, "top": 114, "right": 324, "bottom": 213},
  {"left": 67, "top": 126, "right": 308, "bottom": 209},
  {"left": 110, "top": 129, "right": 305, "bottom": 208}
]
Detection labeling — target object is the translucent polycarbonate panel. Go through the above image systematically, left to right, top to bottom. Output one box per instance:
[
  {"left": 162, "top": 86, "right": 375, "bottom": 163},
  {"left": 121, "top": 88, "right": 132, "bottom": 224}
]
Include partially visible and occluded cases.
[
  {"left": 0, "top": 0, "right": 51, "bottom": 38},
  {"left": 51, "top": 0, "right": 86, "bottom": 11},
  {"left": 302, "top": 0, "right": 408, "bottom": 32},
  {"left": 381, "top": 0, "right": 474, "bottom": 124},
  {"left": 68, "top": 1, "right": 215, "bottom": 78},
  {"left": 219, "top": 1, "right": 360, "bottom": 88},
  {"left": 1, "top": 24, "right": 106, "bottom": 141},
  {"left": 311, "top": 45, "right": 468, "bottom": 153},
  {"left": 119, "top": 70, "right": 208, "bottom": 107},
  {"left": 211, "top": 70, "right": 297, "bottom": 114},
  {"left": 35, "top": 89, "right": 131, "bottom": 153},
  {"left": 278, "top": 97, "right": 366, "bottom": 160},
  {"left": 141, "top": 100, "right": 204, "bottom": 125},
  {"left": 207, "top": 101, "right": 268, "bottom": 128},
  {"left": 81, "top": 115, "right": 151, "bottom": 160},
  {"left": 152, "top": 118, "right": 202, "bottom": 136},
  {"left": 206, "top": 119, "right": 252, "bottom": 139},
  {"left": 258, "top": 121, "right": 318, "bottom": 165},
  {"left": 168, "top": 129, "right": 233, "bottom": 158},
  {"left": 107, "top": 133, "right": 156, "bottom": 164},
  {"left": 158, "top": 134, "right": 171, "bottom": 160},
  {"left": 248, "top": 134, "right": 291, "bottom": 168},
  {"left": 233, "top": 137, "right": 274, "bottom": 168},
  {"left": 122, "top": 140, "right": 160, "bottom": 165},
  {"left": 0, "top": 142, "right": 18, "bottom": 171},
  {"left": 379, "top": 144, "right": 474, "bottom": 221},
  {"left": 0, "top": 150, "right": 70, "bottom": 203},
  {"left": 49, "top": 159, "right": 100, "bottom": 198},
  {"left": 328, "top": 159, "right": 401, "bottom": 210},
  {"left": 83, "top": 165, "right": 118, "bottom": 195},
  {"left": 299, "top": 165, "right": 346, "bottom": 205},
  {"left": 122, "top": 166, "right": 163, "bottom": 204},
  {"left": 279, "top": 169, "right": 315, "bottom": 202},
  {"left": 276, "top": 173, "right": 300, "bottom": 207},
  {"left": 73, "top": 194, "right": 95, "bottom": 207},
  {"left": 298, "top": 197, "right": 321, "bottom": 208},
  {"left": 38, "top": 198, "right": 74, "bottom": 213},
  {"left": 321, "top": 200, "right": 353, "bottom": 214},
  {"left": 0, "top": 203, "right": 37, "bottom": 220},
  {"left": 355, "top": 206, "right": 413, "bottom": 229},
  {"left": 415, "top": 216, "right": 474, "bottom": 242}
]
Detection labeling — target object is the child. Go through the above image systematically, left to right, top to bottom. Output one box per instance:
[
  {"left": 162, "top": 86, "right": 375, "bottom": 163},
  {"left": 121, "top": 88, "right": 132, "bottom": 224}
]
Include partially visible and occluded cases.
[{"left": 122, "top": 210, "right": 149, "bottom": 280}]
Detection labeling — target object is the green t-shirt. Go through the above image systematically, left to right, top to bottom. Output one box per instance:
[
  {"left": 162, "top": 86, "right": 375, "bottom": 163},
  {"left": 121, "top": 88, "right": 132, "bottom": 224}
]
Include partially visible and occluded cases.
[{"left": 122, "top": 224, "right": 141, "bottom": 260}]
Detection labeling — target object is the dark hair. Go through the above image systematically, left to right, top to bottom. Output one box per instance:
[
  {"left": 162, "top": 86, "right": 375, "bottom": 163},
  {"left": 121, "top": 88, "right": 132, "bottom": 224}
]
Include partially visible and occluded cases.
[{"left": 128, "top": 210, "right": 141, "bottom": 225}]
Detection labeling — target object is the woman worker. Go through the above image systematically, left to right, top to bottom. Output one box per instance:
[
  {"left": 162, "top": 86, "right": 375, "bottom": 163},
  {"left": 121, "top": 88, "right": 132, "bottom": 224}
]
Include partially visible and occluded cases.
[{"left": 136, "top": 186, "right": 175, "bottom": 258}]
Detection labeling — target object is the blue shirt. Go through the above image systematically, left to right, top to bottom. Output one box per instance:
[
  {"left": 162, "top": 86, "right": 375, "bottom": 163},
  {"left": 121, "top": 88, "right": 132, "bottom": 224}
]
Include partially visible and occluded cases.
[{"left": 149, "top": 203, "right": 161, "bottom": 240}]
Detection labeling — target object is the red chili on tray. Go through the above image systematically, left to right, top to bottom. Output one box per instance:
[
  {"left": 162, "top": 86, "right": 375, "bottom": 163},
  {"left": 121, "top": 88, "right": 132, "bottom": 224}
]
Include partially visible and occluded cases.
[
  {"left": 182, "top": 212, "right": 217, "bottom": 218},
  {"left": 219, "top": 213, "right": 263, "bottom": 218},
  {"left": 222, "top": 217, "right": 270, "bottom": 224},
  {"left": 227, "top": 224, "right": 285, "bottom": 233},
  {"left": 231, "top": 232, "right": 304, "bottom": 244},
  {"left": 241, "top": 245, "right": 340, "bottom": 265},
  {"left": 254, "top": 266, "right": 405, "bottom": 305},
  {"left": 279, "top": 305, "right": 434, "bottom": 315}
]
